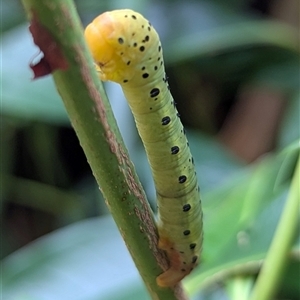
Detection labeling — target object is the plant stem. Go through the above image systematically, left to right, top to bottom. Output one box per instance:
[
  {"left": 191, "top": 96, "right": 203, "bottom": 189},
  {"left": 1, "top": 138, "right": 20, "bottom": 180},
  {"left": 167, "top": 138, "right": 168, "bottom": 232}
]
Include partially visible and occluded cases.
[
  {"left": 20, "top": 0, "right": 187, "bottom": 298},
  {"left": 249, "top": 156, "right": 300, "bottom": 300},
  {"left": 227, "top": 276, "right": 253, "bottom": 300}
]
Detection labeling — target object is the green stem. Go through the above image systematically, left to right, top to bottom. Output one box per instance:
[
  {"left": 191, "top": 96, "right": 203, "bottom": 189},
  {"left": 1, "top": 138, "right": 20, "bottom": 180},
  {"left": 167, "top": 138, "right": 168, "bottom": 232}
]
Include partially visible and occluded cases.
[
  {"left": 20, "top": 0, "right": 187, "bottom": 299},
  {"left": 249, "top": 157, "right": 300, "bottom": 300},
  {"left": 227, "top": 276, "right": 253, "bottom": 300}
]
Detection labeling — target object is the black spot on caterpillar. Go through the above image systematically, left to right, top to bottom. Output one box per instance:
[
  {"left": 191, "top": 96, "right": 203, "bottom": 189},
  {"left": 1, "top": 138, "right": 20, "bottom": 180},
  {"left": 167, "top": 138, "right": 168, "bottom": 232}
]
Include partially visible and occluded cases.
[
  {"left": 85, "top": 9, "right": 203, "bottom": 288},
  {"left": 150, "top": 88, "right": 160, "bottom": 98},
  {"left": 161, "top": 116, "right": 171, "bottom": 126},
  {"left": 171, "top": 146, "right": 180, "bottom": 155},
  {"left": 178, "top": 175, "right": 187, "bottom": 184},
  {"left": 183, "top": 204, "right": 191, "bottom": 212},
  {"left": 183, "top": 230, "right": 191, "bottom": 236},
  {"left": 190, "top": 243, "right": 197, "bottom": 250}
]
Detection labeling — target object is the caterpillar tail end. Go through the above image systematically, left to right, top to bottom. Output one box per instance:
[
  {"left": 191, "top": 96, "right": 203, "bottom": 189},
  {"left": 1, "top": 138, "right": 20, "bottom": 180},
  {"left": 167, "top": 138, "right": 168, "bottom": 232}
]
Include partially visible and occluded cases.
[
  {"left": 156, "top": 236, "right": 191, "bottom": 288},
  {"left": 156, "top": 267, "right": 188, "bottom": 288}
]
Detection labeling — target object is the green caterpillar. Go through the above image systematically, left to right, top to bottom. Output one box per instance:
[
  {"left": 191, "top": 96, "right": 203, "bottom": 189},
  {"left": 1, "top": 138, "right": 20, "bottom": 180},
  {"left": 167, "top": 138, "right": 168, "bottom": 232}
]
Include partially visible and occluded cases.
[{"left": 85, "top": 9, "right": 203, "bottom": 287}]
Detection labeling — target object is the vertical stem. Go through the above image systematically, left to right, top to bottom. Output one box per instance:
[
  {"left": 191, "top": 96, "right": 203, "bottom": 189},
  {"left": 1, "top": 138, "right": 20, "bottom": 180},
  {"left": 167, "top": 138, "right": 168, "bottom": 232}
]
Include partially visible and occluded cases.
[
  {"left": 20, "top": 0, "right": 188, "bottom": 298},
  {"left": 249, "top": 157, "right": 300, "bottom": 300}
]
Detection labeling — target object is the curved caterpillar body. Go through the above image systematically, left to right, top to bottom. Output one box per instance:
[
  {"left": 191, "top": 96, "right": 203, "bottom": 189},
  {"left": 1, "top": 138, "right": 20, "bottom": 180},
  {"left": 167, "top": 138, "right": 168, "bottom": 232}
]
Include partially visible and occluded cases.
[{"left": 85, "top": 9, "right": 203, "bottom": 287}]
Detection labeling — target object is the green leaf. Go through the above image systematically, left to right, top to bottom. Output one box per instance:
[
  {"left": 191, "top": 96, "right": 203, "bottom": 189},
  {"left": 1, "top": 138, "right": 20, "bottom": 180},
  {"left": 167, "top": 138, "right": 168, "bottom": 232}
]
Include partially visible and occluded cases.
[
  {"left": 184, "top": 143, "right": 300, "bottom": 296},
  {"left": 2, "top": 216, "right": 150, "bottom": 300}
]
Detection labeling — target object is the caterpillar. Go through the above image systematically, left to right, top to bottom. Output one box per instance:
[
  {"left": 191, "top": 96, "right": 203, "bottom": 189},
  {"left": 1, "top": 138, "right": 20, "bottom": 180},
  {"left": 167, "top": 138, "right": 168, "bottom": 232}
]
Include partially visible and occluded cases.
[{"left": 85, "top": 9, "right": 203, "bottom": 287}]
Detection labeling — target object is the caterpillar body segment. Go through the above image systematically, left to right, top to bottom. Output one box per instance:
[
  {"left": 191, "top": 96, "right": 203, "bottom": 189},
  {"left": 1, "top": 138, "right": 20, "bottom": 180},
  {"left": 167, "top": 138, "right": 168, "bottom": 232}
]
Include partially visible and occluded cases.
[{"left": 85, "top": 9, "right": 203, "bottom": 287}]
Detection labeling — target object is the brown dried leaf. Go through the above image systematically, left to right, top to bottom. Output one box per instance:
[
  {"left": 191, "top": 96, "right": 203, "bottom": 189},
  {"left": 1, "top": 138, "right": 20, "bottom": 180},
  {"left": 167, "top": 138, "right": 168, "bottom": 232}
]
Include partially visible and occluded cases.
[{"left": 29, "top": 11, "right": 68, "bottom": 78}]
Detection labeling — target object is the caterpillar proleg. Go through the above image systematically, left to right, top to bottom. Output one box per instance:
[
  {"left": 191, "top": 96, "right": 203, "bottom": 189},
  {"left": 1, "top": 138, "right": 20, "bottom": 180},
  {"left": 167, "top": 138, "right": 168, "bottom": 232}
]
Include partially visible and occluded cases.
[{"left": 85, "top": 9, "right": 203, "bottom": 287}]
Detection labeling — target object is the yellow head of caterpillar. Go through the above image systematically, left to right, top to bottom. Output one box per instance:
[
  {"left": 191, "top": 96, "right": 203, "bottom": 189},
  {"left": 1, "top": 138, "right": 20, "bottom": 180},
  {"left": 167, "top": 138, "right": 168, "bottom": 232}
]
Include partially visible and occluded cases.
[{"left": 84, "top": 9, "right": 159, "bottom": 85}]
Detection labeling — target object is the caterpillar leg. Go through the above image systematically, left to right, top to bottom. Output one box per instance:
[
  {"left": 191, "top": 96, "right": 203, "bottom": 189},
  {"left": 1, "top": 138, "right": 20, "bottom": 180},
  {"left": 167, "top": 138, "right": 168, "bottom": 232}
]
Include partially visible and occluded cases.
[{"left": 156, "top": 236, "right": 192, "bottom": 287}]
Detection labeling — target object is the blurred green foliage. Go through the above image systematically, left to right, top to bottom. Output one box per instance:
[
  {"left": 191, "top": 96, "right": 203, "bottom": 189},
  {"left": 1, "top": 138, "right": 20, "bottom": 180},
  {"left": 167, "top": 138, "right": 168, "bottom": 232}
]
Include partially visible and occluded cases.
[{"left": 1, "top": 0, "right": 299, "bottom": 299}]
